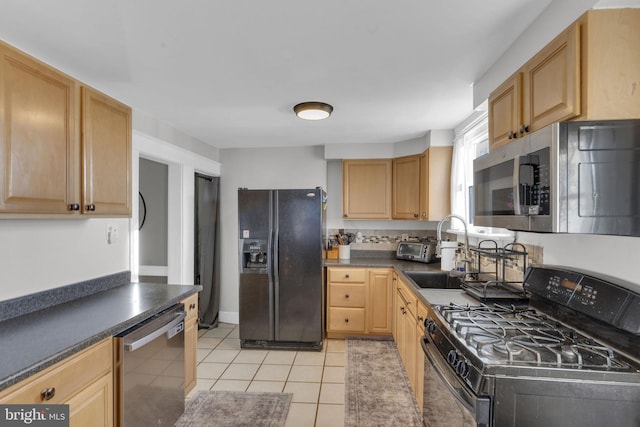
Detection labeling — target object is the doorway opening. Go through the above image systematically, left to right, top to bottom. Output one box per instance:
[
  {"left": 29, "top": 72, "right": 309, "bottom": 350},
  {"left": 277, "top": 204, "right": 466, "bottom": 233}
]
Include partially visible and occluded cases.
[
  {"left": 138, "top": 158, "right": 168, "bottom": 283},
  {"left": 195, "top": 173, "right": 221, "bottom": 328}
]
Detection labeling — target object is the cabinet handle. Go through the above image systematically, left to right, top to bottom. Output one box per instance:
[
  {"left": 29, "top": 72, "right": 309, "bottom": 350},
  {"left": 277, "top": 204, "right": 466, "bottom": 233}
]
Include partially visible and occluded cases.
[
  {"left": 519, "top": 124, "right": 530, "bottom": 134},
  {"left": 508, "top": 131, "right": 517, "bottom": 139},
  {"left": 68, "top": 203, "right": 80, "bottom": 211},
  {"left": 86, "top": 204, "right": 96, "bottom": 211},
  {"left": 413, "top": 213, "right": 419, "bottom": 218},
  {"left": 343, "top": 214, "right": 348, "bottom": 218},
  {"left": 345, "top": 274, "right": 350, "bottom": 279},
  {"left": 345, "top": 294, "right": 350, "bottom": 299},
  {"left": 418, "top": 316, "right": 424, "bottom": 322},
  {"left": 344, "top": 318, "right": 349, "bottom": 323},
  {"left": 41, "top": 387, "right": 56, "bottom": 401}
]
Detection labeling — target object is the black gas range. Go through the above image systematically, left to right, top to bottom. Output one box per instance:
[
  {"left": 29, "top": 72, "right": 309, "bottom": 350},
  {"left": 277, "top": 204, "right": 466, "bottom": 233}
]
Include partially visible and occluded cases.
[{"left": 421, "top": 265, "right": 640, "bottom": 427}]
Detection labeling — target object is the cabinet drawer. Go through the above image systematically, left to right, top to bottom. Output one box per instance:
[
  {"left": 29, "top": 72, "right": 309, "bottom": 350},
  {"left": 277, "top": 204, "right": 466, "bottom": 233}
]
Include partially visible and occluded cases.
[
  {"left": 328, "top": 268, "right": 366, "bottom": 283},
  {"left": 397, "top": 279, "right": 418, "bottom": 318},
  {"left": 329, "top": 283, "right": 366, "bottom": 307},
  {"left": 182, "top": 293, "right": 199, "bottom": 322},
  {"left": 328, "top": 308, "right": 365, "bottom": 332},
  {"left": 0, "top": 338, "right": 112, "bottom": 404}
]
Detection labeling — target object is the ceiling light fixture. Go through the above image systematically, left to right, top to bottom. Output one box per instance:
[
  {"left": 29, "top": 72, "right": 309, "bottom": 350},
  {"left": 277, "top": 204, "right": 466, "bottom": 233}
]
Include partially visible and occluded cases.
[{"left": 293, "top": 102, "right": 333, "bottom": 120}]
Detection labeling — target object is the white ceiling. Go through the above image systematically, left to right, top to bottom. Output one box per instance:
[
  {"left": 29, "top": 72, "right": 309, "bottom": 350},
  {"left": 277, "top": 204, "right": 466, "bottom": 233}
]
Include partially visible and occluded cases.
[{"left": 0, "top": 1, "right": 571, "bottom": 149}]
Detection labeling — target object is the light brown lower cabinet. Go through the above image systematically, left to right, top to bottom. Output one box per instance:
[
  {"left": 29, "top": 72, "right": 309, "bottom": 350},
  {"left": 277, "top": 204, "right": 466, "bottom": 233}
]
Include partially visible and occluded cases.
[
  {"left": 326, "top": 267, "right": 393, "bottom": 338},
  {"left": 393, "top": 273, "right": 428, "bottom": 410},
  {"left": 182, "top": 293, "right": 199, "bottom": 396},
  {"left": 0, "top": 337, "right": 113, "bottom": 427}
]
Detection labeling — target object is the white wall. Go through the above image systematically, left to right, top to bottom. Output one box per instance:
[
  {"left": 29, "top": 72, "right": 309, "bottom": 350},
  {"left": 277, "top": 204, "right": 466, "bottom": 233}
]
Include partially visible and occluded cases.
[
  {"left": 133, "top": 111, "right": 220, "bottom": 162},
  {"left": 218, "top": 146, "right": 327, "bottom": 322},
  {"left": 0, "top": 218, "right": 130, "bottom": 300},
  {"left": 515, "top": 232, "right": 640, "bottom": 289}
]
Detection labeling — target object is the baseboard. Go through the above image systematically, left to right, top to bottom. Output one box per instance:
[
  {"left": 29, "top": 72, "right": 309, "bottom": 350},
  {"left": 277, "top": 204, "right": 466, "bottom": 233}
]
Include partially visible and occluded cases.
[{"left": 218, "top": 311, "right": 239, "bottom": 325}]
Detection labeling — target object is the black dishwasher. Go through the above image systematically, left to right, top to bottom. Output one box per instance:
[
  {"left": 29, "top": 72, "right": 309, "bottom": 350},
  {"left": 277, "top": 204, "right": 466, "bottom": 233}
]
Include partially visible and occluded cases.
[{"left": 114, "top": 305, "right": 186, "bottom": 427}]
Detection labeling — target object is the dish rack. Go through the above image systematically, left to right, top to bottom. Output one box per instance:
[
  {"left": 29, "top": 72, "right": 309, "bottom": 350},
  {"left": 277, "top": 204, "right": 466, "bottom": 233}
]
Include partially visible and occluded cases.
[{"left": 461, "top": 240, "right": 528, "bottom": 301}]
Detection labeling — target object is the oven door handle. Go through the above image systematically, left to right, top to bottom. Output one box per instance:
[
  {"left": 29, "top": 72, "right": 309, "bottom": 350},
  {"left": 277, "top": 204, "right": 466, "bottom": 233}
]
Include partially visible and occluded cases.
[{"left": 421, "top": 335, "right": 491, "bottom": 426}]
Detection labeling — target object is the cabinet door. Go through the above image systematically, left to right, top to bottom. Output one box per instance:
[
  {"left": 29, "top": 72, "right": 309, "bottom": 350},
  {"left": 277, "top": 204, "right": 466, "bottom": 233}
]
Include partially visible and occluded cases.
[
  {"left": 579, "top": 9, "right": 640, "bottom": 120},
  {"left": 523, "top": 23, "right": 580, "bottom": 133},
  {"left": 0, "top": 43, "right": 79, "bottom": 214},
  {"left": 488, "top": 73, "right": 522, "bottom": 151},
  {"left": 82, "top": 86, "right": 131, "bottom": 216},
  {"left": 419, "top": 147, "right": 452, "bottom": 221},
  {"left": 392, "top": 155, "right": 420, "bottom": 219},
  {"left": 342, "top": 159, "right": 391, "bottom": 219},
  {"left": 367, "top": 269, "right": 393, "bottom": 335},
  {"left": 394, "top": 288, "right": 406, "bottom": 360},
  {"left": 182, "top": 294, "right": 198, "bottom": 395},
  {"left": 403, "top": 310, "right": 417, "bottom": 395},
  {"left": 184, "top": 318, "right": 197, "bottom": 396},
  {"left": 415, "top": 322, "right": 425, "bottom": 410},
  {"left": 67, "top": 373, "right": 113, "bottom": 427}
]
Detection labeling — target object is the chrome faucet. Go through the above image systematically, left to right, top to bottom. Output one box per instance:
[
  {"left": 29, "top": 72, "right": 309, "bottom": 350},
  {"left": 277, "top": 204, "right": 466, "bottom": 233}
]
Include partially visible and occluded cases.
[{"left": 436, "top": 213, "right": 471, "bottom": 271}]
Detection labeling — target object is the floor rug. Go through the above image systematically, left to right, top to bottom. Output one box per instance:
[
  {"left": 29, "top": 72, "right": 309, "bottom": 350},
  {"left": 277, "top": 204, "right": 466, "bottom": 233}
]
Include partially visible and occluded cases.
[
  {"left": 345, "top": 336, "right": 422, "bottom": 427},
  {"left": 175, "top": 391, "right": 293, "bottom": 427}
]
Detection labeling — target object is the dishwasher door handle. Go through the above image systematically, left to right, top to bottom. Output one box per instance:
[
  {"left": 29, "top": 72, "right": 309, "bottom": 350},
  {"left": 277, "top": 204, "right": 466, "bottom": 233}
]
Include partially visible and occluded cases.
[{"left": 124, "top": 310, "right": 186, "bottom": 352}]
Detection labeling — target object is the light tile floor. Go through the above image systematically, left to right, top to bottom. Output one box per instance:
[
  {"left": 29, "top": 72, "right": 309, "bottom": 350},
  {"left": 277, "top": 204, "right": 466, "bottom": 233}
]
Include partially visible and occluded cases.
[{"left": 187, "top": 323, "right": 345, "bottom": 427}]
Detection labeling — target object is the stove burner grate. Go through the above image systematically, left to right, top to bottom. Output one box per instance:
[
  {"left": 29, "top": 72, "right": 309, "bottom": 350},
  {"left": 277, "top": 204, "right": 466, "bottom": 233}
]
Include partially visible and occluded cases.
[{"left": 435, "top": 303, "right": 628, "bottom": 370}]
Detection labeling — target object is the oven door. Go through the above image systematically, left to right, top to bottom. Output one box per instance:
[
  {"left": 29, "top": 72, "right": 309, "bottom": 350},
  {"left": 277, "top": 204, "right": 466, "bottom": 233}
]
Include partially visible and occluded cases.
[{"left": 421, "top": 336, "right": 491, "bottom": 427}]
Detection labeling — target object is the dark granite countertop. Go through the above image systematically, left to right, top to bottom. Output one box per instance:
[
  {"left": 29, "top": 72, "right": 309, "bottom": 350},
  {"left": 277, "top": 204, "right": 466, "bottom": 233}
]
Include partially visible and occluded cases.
[
  {"left": 324, "top": 256, "right": 444, "bottom": 272},
  {"left": 0, "top": 281, "right": 200, "bottom": 392}
]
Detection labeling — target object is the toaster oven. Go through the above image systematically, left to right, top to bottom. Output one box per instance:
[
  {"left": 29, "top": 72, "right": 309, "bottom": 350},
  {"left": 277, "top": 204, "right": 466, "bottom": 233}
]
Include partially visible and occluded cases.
[{"left": 396, "top": 241, "right": 437, "bottom": 263}]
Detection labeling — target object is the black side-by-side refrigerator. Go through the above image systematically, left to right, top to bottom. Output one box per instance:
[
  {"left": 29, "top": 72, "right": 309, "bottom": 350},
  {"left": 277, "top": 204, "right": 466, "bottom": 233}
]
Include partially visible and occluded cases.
[{"left": 238, "top": 188, "right": 326, "bottom": 350}]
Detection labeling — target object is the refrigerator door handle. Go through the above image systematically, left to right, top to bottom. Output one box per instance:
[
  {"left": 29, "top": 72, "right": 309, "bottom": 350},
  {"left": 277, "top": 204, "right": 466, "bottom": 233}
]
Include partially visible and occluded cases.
[{"left": 272, "top": 192, "right": 280, "bottom": 341}]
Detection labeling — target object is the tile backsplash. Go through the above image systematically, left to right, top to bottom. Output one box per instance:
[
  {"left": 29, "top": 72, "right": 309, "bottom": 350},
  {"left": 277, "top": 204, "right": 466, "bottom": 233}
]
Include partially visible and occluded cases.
[
  {"left": 328, "top": 228, "right": 543, "bottom": 283},
  {"left": 328, "top": 229, "right": 441, "bottom": 251},
  {"left": 471, "top": 242, "right": 543, "bottom": 283}
]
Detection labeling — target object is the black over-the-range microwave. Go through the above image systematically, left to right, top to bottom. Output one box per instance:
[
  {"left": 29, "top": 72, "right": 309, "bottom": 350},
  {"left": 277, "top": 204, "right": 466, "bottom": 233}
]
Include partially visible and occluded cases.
[{"left": 473, "top": 119, "right": 640, "bottom": 237}]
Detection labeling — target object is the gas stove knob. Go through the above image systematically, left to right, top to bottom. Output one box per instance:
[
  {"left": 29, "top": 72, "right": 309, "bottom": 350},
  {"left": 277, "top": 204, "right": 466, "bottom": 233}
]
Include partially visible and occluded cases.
[
  {"left": 425, "top": 320, "right": 437, "bottom": 334},
  {"left": 447, "top": 350, "right": 458, "bottom": 365},
  {"left": 456, "top": 360, "right": 470, "bottom": 379}
]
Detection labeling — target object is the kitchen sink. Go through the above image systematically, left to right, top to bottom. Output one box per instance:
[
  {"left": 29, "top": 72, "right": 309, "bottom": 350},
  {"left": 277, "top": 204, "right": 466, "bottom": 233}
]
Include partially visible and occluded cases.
[{"left": 403, "top": 270, "right": 462, "bottom": 289}]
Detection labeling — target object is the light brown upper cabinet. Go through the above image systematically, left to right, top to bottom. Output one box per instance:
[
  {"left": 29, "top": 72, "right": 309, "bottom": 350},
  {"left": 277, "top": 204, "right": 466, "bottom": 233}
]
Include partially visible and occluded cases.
[
  {"left": 488, "top": 9, "right": 640, "bottom": 150},
  {"left": 575, "top": 9, "right": 640, "bottom": 121},
  {"left": 489, "top": 24, "right": 579, "bottom": 150},
  {"left": 522, "top": 24, "right": 580, "bottom": 135},
  {"left": 0, "top": 41, "right": 131, "bottom": 217},
  {"left": 0, "top": 42, "right": 80, "bottom": 214},
  {"left": 488, "top": 74, "right": 523, "bottom": 150},
  {"left": 82, "top": 87, "right": 131, "bottom": 216},
  {"left": 419, "top": 146, "right": 452, "bottom": 221},
  {"left": 344, "top": 147, "right": 452, "bottom": 221},
  {"left": 392, "top": 155, "right": 421, "bottom": 219},
  {"left": 342, "top": 159, "right": 392, "bottom": 219}
]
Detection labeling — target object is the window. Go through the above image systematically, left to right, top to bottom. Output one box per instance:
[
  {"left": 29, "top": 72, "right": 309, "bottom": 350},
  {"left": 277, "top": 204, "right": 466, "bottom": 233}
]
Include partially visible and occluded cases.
[{"left": 451, "top": 111, "right": 488, "bottom": 226}]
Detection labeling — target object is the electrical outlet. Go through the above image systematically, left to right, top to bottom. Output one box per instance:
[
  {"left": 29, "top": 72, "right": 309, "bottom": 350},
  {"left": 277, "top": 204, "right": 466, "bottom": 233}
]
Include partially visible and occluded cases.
[{"left": 107, "top": 224, "right": 119, "bottom": 244}]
